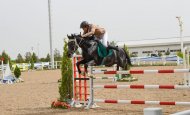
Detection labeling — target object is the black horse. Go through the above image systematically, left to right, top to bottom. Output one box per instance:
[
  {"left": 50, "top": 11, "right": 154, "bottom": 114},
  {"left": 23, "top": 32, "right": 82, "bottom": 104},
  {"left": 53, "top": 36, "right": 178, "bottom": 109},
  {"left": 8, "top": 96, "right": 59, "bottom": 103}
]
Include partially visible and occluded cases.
[{"left": 67, "top": 34, "right": 131, "bottom": 74}]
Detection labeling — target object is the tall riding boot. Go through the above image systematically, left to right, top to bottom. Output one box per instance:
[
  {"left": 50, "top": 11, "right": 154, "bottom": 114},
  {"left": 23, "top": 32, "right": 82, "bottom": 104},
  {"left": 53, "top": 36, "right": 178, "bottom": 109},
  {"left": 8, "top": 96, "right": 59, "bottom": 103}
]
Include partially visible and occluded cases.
[
  {"left": 94, "top": 40, "right": 101, "bottom": 44},
  {"left": 107, "top": 45, "right": 119, "bottom": 51}
]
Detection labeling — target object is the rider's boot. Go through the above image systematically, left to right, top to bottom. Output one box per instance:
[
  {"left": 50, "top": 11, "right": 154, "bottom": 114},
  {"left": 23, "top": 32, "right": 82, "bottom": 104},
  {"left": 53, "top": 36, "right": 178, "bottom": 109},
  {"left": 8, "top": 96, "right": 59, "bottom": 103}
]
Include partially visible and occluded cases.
[
  {"left": 95, "top": 40, "right": 101, "bottom": 44},
  {"left": 107, "top": 45, "right": 119, "bottom": 52}
]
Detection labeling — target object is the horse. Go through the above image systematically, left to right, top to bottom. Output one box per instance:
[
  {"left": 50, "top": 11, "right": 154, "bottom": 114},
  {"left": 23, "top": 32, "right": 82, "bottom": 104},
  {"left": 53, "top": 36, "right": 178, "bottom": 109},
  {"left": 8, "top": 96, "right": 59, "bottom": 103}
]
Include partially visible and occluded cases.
[{"left": 67, "top": 34, "right": 131, "bottom": 74}]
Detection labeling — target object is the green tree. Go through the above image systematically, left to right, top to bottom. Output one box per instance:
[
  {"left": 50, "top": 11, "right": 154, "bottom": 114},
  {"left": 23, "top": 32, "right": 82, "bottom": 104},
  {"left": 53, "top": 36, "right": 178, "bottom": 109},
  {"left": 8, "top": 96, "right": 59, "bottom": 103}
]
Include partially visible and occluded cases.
[
  {"left": 59, "top": 38, "right": 73, "bottom": 102},
  {"left": 121, "top": 44, "right": 132, "bottom": 79},
  {"left": 123, "top": 44, "right": 131, "bottom": 70},
  {"left": 54, "top": 48, "right": 62, "bottom": 61},
  {"left": 165, "top": 48, "right": 170, "bottom": 55},
  {"left": 0, "top": 51, "right": 12, "bottom": 69},
  {"left": 1, "top": 51, "right": 10, "bottom": 64},
  {"left": 177, "top": 51, "right": 183, "bottom": 58},
  {"left": 25, "top": 52, "right": 32, "bottom": 63},
  {"left": 32, "top": 52, "right": 38, "bottom": 63},
  {"left": 158, "top": 52, "right": 162, "bottom": 57},
  {"left": 16, "top": 53, "right": 24, "bottom": 63},
  {"left": 46, "top": 53, "right": 50, "bottom": 62},
  {"left": 30, "top": 58, "right": 34, "bottom": 69},
  {"left": 39, "top": 58, "right": 46, "bottom": 62},
  {"left": 14, "top": 65, "right": 21, "bottom": 78}
]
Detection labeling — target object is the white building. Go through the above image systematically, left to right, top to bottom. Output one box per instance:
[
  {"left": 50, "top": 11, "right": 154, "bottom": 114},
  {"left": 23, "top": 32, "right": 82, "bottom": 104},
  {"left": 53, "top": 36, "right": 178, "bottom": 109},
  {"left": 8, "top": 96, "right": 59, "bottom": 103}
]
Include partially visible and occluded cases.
[{"left": 117, "top": 36, "right": 190, "bottom": 57}]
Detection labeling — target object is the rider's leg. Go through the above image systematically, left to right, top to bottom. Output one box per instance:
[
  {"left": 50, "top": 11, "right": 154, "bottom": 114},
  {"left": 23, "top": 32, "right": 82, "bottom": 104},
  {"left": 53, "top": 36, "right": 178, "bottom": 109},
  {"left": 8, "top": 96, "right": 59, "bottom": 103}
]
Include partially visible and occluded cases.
[
  {"left": 101, "top": 32, "right": 119, "bottom": 51},
  {"left": 102, "top": 32, "right": 108, "bottom": 47}
]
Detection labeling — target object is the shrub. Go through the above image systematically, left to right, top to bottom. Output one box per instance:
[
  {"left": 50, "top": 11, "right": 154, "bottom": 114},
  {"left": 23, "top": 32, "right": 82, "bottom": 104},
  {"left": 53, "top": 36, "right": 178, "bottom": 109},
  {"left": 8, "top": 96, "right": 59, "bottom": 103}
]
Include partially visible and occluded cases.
[{"left": 14, "top": 65, "right": 21, "bottom": 78}]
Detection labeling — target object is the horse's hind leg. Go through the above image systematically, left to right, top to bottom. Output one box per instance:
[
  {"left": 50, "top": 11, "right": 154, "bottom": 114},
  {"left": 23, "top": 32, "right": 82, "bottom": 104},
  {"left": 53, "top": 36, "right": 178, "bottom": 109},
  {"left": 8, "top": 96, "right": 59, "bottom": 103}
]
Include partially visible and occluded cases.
[{"left": 116, "top": 64, "right": 119, "bottom": 71}]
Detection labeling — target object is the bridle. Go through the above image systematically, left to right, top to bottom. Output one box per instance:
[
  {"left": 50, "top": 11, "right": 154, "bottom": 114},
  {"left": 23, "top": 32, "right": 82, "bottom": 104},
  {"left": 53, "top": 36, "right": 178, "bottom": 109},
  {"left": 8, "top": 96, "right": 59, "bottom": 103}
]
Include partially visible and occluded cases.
[{"left": 68, "top": 36, "right": 84, "bottom": 54}]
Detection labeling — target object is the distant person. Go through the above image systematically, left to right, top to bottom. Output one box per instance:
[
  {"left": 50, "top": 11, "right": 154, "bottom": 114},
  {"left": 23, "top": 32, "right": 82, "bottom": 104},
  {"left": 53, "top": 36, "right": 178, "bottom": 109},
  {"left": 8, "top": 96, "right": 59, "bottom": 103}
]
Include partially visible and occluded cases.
[{"left": 80, "top": 21, "right": 118, "bottom": 51}]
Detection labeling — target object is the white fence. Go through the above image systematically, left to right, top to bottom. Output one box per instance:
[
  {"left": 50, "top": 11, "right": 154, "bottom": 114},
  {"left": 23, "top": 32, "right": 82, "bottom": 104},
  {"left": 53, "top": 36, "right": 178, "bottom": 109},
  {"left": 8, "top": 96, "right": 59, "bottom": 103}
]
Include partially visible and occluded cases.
[{"left": 131, "top": 55, "right": 182, "bottom": 66}]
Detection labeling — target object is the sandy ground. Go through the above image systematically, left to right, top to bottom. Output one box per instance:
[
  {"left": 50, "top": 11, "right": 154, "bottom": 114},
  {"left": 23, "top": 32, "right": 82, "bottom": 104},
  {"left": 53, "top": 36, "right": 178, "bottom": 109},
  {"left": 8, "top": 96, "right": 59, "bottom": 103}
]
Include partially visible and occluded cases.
[{"left": 0, "top": 66, "right": 190, "bottom": 115}]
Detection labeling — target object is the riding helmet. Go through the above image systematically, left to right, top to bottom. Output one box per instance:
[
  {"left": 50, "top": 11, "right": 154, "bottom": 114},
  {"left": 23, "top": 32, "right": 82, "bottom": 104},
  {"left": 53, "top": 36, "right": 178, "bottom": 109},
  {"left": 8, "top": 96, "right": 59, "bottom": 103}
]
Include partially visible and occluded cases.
[{"left": 80, "top": 21, "right": 89, "bottom": 28}]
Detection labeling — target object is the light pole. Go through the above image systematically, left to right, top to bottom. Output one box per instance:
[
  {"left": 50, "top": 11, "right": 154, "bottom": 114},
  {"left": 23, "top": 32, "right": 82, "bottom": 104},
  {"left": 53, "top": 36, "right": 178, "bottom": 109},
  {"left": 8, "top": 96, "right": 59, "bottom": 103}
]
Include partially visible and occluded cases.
[
  {"left": 48, "top": 0, "right": 54, "bottom": 69},
  {"left": 176, "top": 16, "right": 183, "bottom": 52}
]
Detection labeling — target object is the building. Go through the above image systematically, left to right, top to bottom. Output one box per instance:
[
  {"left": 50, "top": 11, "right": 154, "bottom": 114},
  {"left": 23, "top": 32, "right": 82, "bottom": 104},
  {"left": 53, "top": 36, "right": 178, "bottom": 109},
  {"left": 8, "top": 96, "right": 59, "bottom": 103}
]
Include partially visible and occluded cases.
[{"left": 117, "top": 36, "right": 190, "bottom": 57}]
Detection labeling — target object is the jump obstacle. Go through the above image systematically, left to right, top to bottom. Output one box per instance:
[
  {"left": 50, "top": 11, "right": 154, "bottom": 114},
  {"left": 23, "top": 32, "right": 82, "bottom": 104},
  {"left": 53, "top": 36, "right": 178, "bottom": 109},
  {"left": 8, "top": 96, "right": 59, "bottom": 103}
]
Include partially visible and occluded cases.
[
  {"left": 71, "top": 55, "right": 190, "bottom": 109},
  {"left": 71, "top": 55, "right": 118, "bottom": 105}
]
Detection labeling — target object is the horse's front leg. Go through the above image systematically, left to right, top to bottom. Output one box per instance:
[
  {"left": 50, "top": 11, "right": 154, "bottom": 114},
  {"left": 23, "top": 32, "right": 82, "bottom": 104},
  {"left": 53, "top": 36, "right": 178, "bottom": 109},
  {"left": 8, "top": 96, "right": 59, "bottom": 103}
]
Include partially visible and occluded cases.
[
  {"left": 76, "top": 59, "right": 88, "bottom": 74},
  {"left": 84, "top": 60, "right": 95, "bottom": 74},
  {"left": 84, "top": 64, "right": 88, "bottom": 73}
]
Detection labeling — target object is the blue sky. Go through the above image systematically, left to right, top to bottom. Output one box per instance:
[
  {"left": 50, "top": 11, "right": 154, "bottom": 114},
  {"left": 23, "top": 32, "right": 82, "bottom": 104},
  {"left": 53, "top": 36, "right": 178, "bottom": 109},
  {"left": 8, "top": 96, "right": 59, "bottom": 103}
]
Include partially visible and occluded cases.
[{"left": 0, "top": 0, "right": 190, "bottom": 59}]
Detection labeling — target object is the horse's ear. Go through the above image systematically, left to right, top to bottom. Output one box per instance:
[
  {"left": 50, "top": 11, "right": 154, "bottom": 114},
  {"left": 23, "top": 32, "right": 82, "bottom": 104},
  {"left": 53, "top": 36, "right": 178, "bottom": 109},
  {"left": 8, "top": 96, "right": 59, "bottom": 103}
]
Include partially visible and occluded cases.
[{"left": 67, "top": 34, "right": 70, "bottom": 39}]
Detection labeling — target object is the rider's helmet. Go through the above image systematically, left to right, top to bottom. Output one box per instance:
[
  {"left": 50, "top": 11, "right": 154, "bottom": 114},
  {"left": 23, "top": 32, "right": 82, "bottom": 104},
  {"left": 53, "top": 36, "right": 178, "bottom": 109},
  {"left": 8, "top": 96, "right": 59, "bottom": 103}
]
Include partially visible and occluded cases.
[{"left": 80, "top": 21, "right": 89, "bottom": 28}]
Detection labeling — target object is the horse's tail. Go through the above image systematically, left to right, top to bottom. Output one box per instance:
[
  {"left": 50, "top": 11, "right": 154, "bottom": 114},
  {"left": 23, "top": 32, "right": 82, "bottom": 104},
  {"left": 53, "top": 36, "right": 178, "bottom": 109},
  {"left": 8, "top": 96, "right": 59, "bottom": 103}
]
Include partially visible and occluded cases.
[{"left": 123, "top": 49, "right": 132, "bottom": 66}]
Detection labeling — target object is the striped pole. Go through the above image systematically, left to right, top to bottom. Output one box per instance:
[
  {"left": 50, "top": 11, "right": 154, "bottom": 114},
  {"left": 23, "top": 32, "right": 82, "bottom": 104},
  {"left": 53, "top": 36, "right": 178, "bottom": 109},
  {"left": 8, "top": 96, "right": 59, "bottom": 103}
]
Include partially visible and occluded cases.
[
  {"left": 92, "top": 69, "right": 190, "bottom": 74},
  {"left": 94, "top": 85, "right": 190, "bottom": 89},
  {"left": 94, "top": 99, "right": 190, "bottom": 106}
]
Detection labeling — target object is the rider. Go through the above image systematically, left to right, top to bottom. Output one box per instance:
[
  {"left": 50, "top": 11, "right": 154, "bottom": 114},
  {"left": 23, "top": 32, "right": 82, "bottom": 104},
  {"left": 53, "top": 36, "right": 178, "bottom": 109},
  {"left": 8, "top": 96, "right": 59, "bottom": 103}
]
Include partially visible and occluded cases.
[{"left": 80, "top": 21, "right": 119, "bottom": 52}]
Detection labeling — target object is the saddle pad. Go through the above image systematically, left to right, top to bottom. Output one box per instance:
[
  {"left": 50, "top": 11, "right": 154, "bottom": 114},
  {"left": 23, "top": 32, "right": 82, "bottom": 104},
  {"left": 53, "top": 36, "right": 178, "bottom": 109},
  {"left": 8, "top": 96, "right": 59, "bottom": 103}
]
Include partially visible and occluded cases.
[{"left": 97, "top": 43, "right": 113, "bottom": 58}]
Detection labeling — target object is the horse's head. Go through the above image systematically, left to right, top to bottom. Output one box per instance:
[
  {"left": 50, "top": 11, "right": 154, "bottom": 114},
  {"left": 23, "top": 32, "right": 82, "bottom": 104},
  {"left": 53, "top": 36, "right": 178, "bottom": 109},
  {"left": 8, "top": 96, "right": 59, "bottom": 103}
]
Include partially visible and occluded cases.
[{"left": 67, "top": 34, "right": 81, "bottom": 58}]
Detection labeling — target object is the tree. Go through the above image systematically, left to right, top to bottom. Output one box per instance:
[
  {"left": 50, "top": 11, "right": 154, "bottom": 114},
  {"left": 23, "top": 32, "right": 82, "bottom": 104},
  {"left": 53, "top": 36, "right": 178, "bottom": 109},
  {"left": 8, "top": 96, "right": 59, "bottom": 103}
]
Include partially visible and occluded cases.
[
  {"left": 59, "top": 38, "right": 73, "bottom": 102},
  {"left": 120, "top": 44, "right": 132, "bottom": 79},
  {"left": 123, "top": 44, "right": 130, "bottom": 70},
  {"left": 54, "top": 48, "right": 62, "bottom": 61},
  {"left": 165, "top": 48, "right": 170, "bottom": 55},
  {"left": 0, "top": 51, "right": 12, "bottom": 69},
  {"left": 1, "top": 51, "right": 10, "bottom": 64},
  {"left": 177, "top": 51, "right": 183, "bottom": 58},
  {"left": 25, "top": 52, "right": 32, "bottom": 63},
  {"left": 32, "top": 52, "right": 38, "bottom": 63},
  {"left": 158, "top": 52, "right": 162, "bottom": 57},
  {"left": 16, "top": 53, "right": 24, "bottom": 63},
  {"left": 46, "top": 53, "right": 50, "bottom": 62},
  {"left": 30, "top": 58, "right": 34, "bottom": 69},
  {"left": 39, "top": 58, "right": 46, "bottom": 62},
  {"left": 14, "top": 65, "right": 21, "bottom": 78}
]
